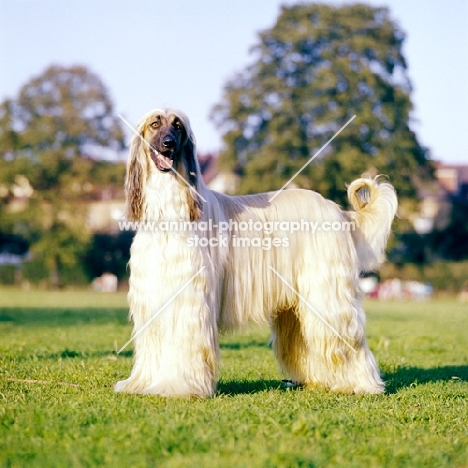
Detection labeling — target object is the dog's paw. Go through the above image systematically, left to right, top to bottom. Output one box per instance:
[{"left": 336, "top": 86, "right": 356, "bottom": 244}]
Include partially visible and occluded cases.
[
  {"left": 114, "top": 378, "right": 135, "bottom": 393},
  {"left": 282, "top": 379, "right": 303, "bottom": 389},
  {"left": 142, "top": 380, "right": 214, "bottom": 398},
  {"left": 351, "top": 382, "right": 385, "bottom": 395}
]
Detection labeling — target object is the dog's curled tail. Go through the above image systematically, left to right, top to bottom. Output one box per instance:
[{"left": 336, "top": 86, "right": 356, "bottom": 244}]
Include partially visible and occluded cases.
[{"left": 347, "top": 176, "right": 398, "bottom": 271}]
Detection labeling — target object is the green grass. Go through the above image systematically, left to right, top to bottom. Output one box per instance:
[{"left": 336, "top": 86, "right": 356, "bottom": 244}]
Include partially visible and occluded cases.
[{"left": 0, "top": 289, "right": 467, "bottom": 468}]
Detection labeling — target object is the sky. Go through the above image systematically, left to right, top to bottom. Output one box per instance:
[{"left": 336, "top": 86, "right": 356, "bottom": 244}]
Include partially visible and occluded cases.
[{"left": 1, "top": 0, "right": 467, "bottom": 164}]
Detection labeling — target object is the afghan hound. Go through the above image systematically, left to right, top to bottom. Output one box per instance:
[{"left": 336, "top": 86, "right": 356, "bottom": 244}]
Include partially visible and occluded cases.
[{"left": 114, "top": 108, "right": 398, "bottom": 397}]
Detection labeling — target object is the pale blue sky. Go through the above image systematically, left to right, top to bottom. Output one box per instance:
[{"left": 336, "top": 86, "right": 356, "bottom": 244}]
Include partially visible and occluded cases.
[{"left": 1, "top": 0, "right": 467, "bottom": 163}]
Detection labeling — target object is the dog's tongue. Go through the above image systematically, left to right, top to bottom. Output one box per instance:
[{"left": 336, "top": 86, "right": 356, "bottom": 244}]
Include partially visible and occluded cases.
[
  {"left": 153, "top": 150, "right": 173, "bottom": 170},
  {"left": 159, "top": 155, "right": 173, "bottom": 170}
]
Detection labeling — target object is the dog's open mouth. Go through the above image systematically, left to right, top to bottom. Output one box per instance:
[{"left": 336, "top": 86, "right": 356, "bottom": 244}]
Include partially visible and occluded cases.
[{"left": 151, "top": 150, "right": 174, "bottom": 172}]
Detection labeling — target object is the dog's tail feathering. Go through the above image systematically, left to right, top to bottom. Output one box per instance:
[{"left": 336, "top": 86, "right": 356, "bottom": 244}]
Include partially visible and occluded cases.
[{"left": 347, "top": 176, "right": 398, "bottom": 272}]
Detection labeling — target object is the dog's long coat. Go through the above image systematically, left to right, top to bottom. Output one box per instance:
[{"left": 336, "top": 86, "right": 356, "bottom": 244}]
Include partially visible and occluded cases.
[{"left": 115, "top": 108, "right": 398, "bottom": 397}]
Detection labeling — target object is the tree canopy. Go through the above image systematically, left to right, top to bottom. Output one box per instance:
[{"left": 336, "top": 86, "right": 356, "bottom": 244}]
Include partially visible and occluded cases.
[
  {"left": 212, "top": 3, "right": 433, "bottom": 206},
  {"left": 0, "top": 65, "right": 126, "bottom": 286},
  {"left": 0, "top": 65, "right": 125, "bottom": 191}
]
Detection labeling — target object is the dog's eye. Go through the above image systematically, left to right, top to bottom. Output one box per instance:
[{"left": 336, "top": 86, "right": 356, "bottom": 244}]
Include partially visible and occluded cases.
[
  {"left": 172, "top": 120, "right": 182, "bottom": 131},
  {"left": 150, "top": 121, "right": 160, "bottom": 129}
]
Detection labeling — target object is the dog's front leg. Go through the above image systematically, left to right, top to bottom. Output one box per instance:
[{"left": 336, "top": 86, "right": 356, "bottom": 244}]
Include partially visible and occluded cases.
[
  {"left": 115, "top": 234, "right": 218, "bottom": 397},
  {"left": 115, "top": 286, "right": 219, "bottom": 397}
]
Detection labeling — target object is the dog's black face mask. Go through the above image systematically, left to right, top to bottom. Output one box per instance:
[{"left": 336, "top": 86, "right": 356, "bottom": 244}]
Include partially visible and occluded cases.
[{"left": 148, "top": 116, "right": 186, "bottom": 173}]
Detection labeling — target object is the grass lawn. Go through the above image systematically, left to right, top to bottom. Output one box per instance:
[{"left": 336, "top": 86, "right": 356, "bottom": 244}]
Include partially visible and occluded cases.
[{"left": 0, "top": 288, "right": 467, "bottom": 467}]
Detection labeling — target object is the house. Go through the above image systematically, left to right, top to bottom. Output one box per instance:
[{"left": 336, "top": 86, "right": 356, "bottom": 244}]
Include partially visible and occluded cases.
[
  {"left": 198, "top": 153, "right": 239, "bottom": 194},
  {"left": 411, "top": 162, "right": 468, "bottom": 234},
  {"left": 436, "top": 163, "right": 468, "bottom": 200},
  {"left": 86, "top": 188, "right": 125, "bottom": 233}
]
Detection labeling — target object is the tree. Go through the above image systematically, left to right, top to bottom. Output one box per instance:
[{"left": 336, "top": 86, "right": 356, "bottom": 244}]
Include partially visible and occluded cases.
[
  {"left": 212, "top": 3, "right": 433, "bottom": 206},
  {"left": 0, "top": 65, "right": 125, "bottom": 286},
  {"left": 430, "top": 199, "right": 468, "bottom": 260},
  {"left": 84, "top": 231, "right": 133, "bottom": 281}
]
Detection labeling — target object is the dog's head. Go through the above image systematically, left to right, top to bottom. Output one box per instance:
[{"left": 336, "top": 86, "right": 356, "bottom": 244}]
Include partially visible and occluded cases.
[
  {"left": 125, "top": 109, "right": 201, "bottom": 221},
  {"left": 144, "top": 110, "right": 193, "bottom": 173}
]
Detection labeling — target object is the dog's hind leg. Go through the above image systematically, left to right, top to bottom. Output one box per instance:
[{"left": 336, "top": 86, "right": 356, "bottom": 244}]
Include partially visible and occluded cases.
[
  {"left": 270, "top": 236, "right": 384, "bottom": 394},
  {"left": 288, "top": 274, "right": 385, "bottom": 395},
  {"left": 270, "top": 305, "right": 310, "bottom": 385}
]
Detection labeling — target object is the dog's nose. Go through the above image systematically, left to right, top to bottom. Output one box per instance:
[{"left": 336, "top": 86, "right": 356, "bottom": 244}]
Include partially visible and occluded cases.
[{"left": 162, "top": 136, "right": 176, "bottom": 149}]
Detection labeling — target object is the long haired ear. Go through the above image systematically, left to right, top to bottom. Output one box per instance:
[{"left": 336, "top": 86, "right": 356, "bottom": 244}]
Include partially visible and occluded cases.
[
  {"left": 125, "top": 130, "right": 148, "bottom": 221},
  {"left": 183, "top": 138, "right": 203, "bottom": 221}
]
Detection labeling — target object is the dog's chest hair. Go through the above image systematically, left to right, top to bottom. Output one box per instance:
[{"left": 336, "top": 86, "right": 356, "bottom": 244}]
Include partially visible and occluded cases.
[
  {"left": 130, "top": 170, "right": 204, "bottom": 302},
  {"left": 144, "top": 171, "right": 191, "bottom": 222}
]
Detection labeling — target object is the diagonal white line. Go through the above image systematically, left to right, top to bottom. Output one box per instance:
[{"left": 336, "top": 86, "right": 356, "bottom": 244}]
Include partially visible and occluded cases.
[
  {"left": 118, "top": 114, "right": 207, "bottom": 203},
  {"left": 269, "top": 115, "right": 356, "bottom": 203},
  {"left": 117, "top": 266, "right": 206, "bottom": 354},
  {"left": 268, "top": 266, "right": 357, "bottom": 353}
]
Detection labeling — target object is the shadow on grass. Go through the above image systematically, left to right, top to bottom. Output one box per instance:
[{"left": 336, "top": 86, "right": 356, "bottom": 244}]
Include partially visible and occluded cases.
[
  {"left": 0, "top": 307, "right": 129, "bottom": 326},
  {"left": 220, "top": 340, "right": 270, "bottom": 350},
  {"left": 52, "top": 349, "right": 134, "bottom": 359},
  {"left": 217, "top": 363, "right": 468, "bottom": 396},
  {"left": 217, "top": 365, "right": 468, "bottom": 396},
  {"left": 383, "top": 365, "right": 468, "bottom": 393},
  {"left": 217, "top": 379, "right": 285, "bottom": 396}
]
